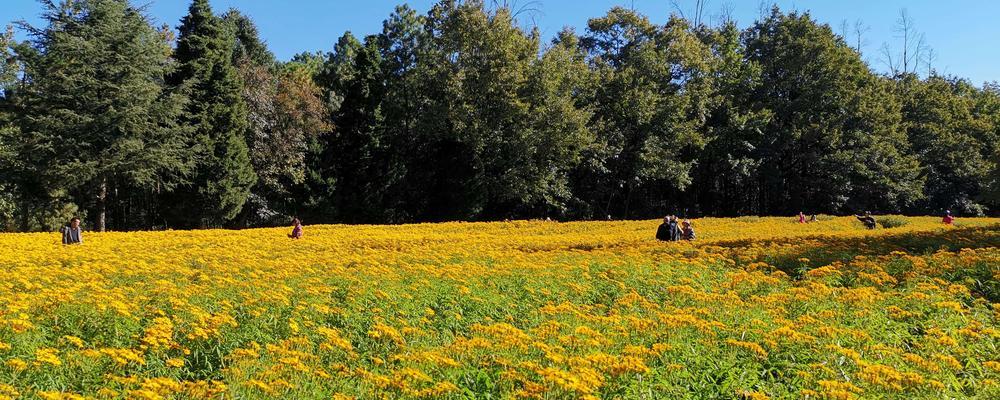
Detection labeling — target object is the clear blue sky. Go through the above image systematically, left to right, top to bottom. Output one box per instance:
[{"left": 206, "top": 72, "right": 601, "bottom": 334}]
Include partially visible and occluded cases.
[{"left": 2, "top": 0, "right": 997, "bottom": 85}]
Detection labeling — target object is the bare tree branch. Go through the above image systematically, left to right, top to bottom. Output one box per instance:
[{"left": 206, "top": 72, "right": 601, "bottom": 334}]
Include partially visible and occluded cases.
[
  {"left": 669, "top": 0, "right": 687, "bottom": 20},
  {"left": 670, "top": 0, "right": 711, "bottom": 27},
  {"left": 758, "top": 0, "right": 770, "bottom": 18},
  {"left": 716, "top": 1, "right": 736, "bottom": 26},
  {"left": 884, "top": 8, "right": 932, "bottom": 76},
  {"left": 853, "top": 19, "right": 870, "bottom": 53},
  {"left": 879, "top": 42, "right": 899, "bottom": 75},
  {"left": 925, "top": 48, "right": 937, "bottom": 76}
]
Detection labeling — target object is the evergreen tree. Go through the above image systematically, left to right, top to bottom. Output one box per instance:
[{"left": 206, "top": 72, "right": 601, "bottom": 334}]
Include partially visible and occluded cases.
[
  {"left": 8, "top": 0, "right": 189, "bottom": 231},
  {"left": 165, "top": 0, "right": 256, "bottom": 228},
  {"left": 375, "top": 5, "right": 427, "bottom": 221},
  {"left": 744, "top": 8, "right": 923, "bottom": 215},
  {"left": 223, "top": 9, "right": 275, "bottom": 67},
  {"left": 579, "top": 9, "right": 712, "bottom": 218},
  {"left": 691, "top": 22, "right": 770, "bottom": 216},
  {"left": 0, "top": 25, "right": 19, "bottom": 229},
  {"left": 0, "top": 25, "right": 15, "bottom": 90},
  {"left": 295, "top": 31, "right": 362, "bottom": 222},
  {"left": 326, "top": 37, "right": 389, "bottom": 223},
  {"left": 900, "top": 75, "right": 995, "bottom": 215},
  {"left": 976, "top": 82, "right": 1000, "bottom": 207}
]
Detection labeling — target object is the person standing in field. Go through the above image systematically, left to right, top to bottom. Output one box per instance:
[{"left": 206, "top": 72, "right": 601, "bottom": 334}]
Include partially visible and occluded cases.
[
  {"left": 942, "top": 210, "right": 955, "bottom": 225},
  {"left": 799, "top": 212, "right": 806, "bottom": 224},
  {"left": 855, "top": 212, "right": 877, "bottom": 230},
  {"left": 668, "top": 216, "right": 682, "bottom": 241},
  {"left": 61, "top": 217, "right": 83, "bottom": 245},
  {"left": 288, "top": 218, "right": 304, "bottom": 239},
  {"left": 682, "top": 219, "right": 696, "bottom": 241}
]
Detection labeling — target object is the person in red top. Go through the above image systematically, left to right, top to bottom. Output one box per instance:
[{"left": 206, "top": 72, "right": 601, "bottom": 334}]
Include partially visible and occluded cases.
[
  {"left": 942, "top": 210, "right": 955, "bottom": 225},
  {"left": 798, "top": 212, "right": 806, "bottom": 224},
  {"left": 288, "top": 218, "right": 304, "bottom": 239}
]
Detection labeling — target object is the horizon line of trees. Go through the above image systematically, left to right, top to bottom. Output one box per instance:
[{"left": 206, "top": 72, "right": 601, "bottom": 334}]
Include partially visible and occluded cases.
[{"left": 1, "top": 0, "right": 998, "bottom": 232}]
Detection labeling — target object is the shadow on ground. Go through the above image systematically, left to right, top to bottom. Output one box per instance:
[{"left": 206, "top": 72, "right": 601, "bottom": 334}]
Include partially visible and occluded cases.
[{"left": 705, "top": 224, "right": 1000, "bottom": 301}]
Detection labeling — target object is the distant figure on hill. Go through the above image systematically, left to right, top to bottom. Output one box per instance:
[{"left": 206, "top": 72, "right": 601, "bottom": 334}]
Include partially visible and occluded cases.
[
  {"left": 942, "top": 210, "right": 955, "bottom": 225},
  {"left": 799, "top": 212, "right": 806, "bottom": 224},
  {"left": 855, "top": 212, "right": 877, "bottom": 230},
  {"left": 61, "top": 217, "right": 83, "bottom": 245},
  {"left": 288, "top": 218, "right": 304, "bottom": 239},
  {"left": 682, "top": 219, "right": 696, "bottom": 241}
]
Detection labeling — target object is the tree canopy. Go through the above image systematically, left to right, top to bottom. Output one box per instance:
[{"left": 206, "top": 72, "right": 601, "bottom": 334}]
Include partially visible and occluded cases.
[{"left": 0, "top": 0, "right": 997, "bottom": 231}]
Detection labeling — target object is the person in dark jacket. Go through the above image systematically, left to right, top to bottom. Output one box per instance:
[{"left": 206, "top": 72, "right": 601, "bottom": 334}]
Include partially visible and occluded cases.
[
  {"left": 855, "top": 212, "right": 877, "bottom": 230},
  {"left": 656, "top": 216, "right": 672, "bottom": 241},
  {"left": 668, "top": 216, "right": 682, "bottom": 241},
  {"left": 61, "top": 217, "right": 83, "bottom": 245}
]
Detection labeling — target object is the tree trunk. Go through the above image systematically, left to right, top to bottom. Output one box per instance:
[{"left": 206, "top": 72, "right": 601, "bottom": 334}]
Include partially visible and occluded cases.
[{"left": 96, "top": 177, "right": 107, "bottom": 232}]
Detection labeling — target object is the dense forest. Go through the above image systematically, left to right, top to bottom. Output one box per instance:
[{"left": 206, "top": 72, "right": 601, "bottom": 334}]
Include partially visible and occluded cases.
[{"left": 0, "top": 0, "right": 998, "bottom": 231}]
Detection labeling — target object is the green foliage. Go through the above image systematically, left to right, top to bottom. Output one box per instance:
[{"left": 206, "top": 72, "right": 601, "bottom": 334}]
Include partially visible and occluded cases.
[
  {"left": 6, "top": 0, "right": 190, "bottom": 231},
  {"left": 163, "top": 0, "right": 256, "bottom": 228},
  {"left": 2, "top": 1, "right": 999, "bottom": 230},
  {"left": 223, "top": 9, "right": 275, "bottom": 67},
  {"left": 576, "top": 9, "right": 712, "bottom": 218},
  {"left": 743, "top": 9, "right": 923, "bottom": 215},
  {"left": 223, "top": 10, "right": 328, "bottom": 226},
  {"left": 690, "top": 21, "right": 769, "bottom": 216},
  {"left": 0, "top": 25, "right": 15, "bottom": 90},
  {"left": 0, "top": 26, "right": 16, "bottom": 230},
  {"left": 320, "top": 36, "right": 389, "bottom": 223},
  {"left": 899, "top": 75, "right": 995, "bottom": 216},
  {"left": 974, "top": 82, "right": 1000, "bottom": 208},
  {"left": 877, "top": 215, "right": 910, "bottom": 229}
]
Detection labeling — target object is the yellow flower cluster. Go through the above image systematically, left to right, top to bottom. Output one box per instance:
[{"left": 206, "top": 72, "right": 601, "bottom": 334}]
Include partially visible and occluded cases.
[{"left": 0, "top": 216, "right": 998, "bottom": 399}]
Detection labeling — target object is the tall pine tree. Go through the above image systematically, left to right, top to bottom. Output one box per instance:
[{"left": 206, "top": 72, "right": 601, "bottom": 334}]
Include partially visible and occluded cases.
[
  {"left": 8, "top": 0, "right": 189, "bottom": 231},
  {"left": 165, "top": 0, "right": 256, "bottom": 228},
  {"left": 0, "top": 25, "right": 19, "bottom": 230}
]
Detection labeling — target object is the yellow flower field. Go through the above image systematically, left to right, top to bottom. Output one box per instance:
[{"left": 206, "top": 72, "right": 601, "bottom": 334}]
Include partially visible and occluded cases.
[{"left": 1, "top": 216, "right": 1000, "bottom": 399}]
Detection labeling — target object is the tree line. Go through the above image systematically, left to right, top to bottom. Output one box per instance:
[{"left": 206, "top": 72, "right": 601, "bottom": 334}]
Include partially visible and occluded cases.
[{"left": 1, "top": 0, "right": 998, "bottom": 232}]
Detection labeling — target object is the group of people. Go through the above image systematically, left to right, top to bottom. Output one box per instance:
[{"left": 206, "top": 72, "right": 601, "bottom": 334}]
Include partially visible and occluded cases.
[
  {"left": 56, "top": 209, "right": 961, "bottom": 245},
  {"left": 853, "top": 210, "right": 956, "bottom": 230},
  {"left": 56, "top": 216, "right": 306, "bottom": 245},
  {"left": 655, "top": 216, "right": 695, "bottom": 242}
]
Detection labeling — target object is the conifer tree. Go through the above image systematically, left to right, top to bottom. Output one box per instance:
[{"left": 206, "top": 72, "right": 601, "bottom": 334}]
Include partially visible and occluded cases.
[
  {"left": 8, "top": 0, "right": 188, "bottom": 231},
  {"left": 165, "top": 0, "right": 256, "bottom": 227}
]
